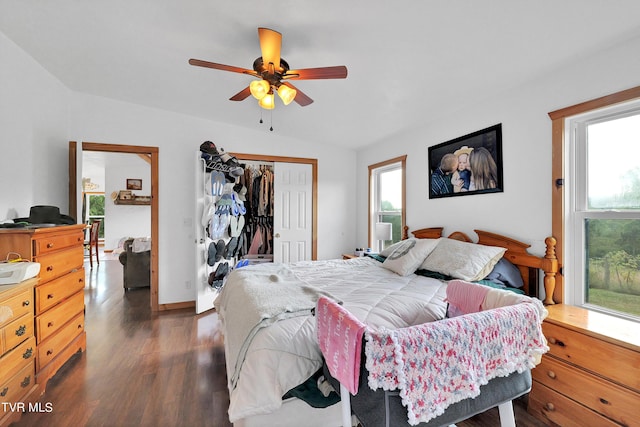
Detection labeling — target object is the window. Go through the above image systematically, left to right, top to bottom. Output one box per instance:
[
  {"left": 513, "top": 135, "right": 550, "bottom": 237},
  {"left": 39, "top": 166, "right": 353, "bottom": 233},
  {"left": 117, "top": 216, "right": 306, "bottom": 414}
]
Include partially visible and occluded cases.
[
  {"left": 563, "top": 96, "right": 640, "bottom": 320},
  {"left": 368, "top": 156, "right": 406, "bottom": 252},
  {"left": 85, "top": 192, "right": 105, "bottom": 239}
]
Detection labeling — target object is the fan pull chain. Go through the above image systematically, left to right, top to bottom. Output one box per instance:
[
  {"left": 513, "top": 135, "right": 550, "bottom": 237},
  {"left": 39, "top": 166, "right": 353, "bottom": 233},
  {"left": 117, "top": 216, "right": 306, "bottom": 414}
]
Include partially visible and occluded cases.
[
  {"left": 259, "top": 110, "right": 263, "bottom": 124},
  {"left": 270, "top": 111, "right": 273, "bottom": 131}
]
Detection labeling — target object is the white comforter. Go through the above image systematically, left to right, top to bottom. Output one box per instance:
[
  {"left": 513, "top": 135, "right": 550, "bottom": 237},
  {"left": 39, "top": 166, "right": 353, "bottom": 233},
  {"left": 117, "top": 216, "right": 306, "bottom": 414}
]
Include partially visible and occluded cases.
[{"left": 214, "top": 257, "right": 448, "bottom": 422}]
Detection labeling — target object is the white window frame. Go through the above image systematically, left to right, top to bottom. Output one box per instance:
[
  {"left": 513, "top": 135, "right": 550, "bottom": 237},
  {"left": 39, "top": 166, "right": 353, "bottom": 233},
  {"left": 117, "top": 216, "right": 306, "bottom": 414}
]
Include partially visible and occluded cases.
[{"left": 564, "top": 99, "right": 640, "bottom": 319}]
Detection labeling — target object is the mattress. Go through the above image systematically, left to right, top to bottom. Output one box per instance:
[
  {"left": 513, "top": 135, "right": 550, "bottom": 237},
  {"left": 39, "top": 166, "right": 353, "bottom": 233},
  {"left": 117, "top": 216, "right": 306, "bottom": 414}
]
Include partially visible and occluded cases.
[{"left": 214, "top": 257, "right": 448, "bottom": 423}]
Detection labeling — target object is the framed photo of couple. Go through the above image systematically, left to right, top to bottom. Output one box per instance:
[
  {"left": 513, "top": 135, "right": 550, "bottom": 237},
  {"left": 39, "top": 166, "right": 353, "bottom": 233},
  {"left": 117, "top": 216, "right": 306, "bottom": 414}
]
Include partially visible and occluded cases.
[{"left": 428, "top": 123, "right": 503, "bottom": 199}]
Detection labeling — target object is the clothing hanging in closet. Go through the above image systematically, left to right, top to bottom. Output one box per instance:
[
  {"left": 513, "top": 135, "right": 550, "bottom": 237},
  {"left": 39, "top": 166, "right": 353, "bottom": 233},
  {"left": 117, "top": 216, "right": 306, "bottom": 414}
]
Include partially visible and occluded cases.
[{"left": 237, "top": 163, "right": 274, "bottom": 258}]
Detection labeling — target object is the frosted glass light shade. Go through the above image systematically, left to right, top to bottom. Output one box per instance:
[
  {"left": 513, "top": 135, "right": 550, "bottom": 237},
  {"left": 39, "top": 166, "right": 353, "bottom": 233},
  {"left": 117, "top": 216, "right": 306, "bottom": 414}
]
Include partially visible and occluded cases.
[
  {"left": 250, "top": 79, "right": 270, "bottom": 100},
  {"left": 277, "top": 84, "right": 297, "bottom": 105},
  {"left": 258, "top": 93, "right": 275, "bottom": 110}
]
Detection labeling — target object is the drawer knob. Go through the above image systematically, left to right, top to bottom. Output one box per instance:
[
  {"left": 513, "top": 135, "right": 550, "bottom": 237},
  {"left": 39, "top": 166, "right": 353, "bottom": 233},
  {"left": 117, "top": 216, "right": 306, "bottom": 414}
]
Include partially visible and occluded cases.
[
  {"left": 47, "top": 242, "right": 54, "bottom": 248},
  {"left": 47, "top": 265, "right": 54, "bottom": 272},
  {"left": 47, "top": 294, "right": 54, "bottom": 299},
  {"left": 23, "top": 300, "right": 30, "bottom": 306},
  {"left": 48, "top": 321, "right": 54, "bottom": 327},
  {"left": 15, "top": 325, "right": 26, "bottom": 336},
  {"left": 548, "top": 337, "right": 565, "bottom": 347},
  {"left": 23, "top": 347, "right": 33, "bottom": 359},
  {"left": 47, "top": 349, "right": 53, "bottom": 355},
  {"left": 547, "top": 370, "right": 556, "bottom": 379},
  {"left": 20, "top": 376, "right": 31, "bottom": 388},
  {"left": 0, "top": 387, "right": 7, "bottom": 397},
  {"left": 600, "top": 397, "right": 610, "bottom": 405},
  {"left": 544, "top": 402, "right": 556, "bottom": 412}
]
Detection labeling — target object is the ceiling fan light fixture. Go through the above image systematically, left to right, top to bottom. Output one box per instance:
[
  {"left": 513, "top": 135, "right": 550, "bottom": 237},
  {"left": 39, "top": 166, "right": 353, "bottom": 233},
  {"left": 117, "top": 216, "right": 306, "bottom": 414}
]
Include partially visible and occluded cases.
[
  {"left": 249, "top": 79, "right": 270, "bottom": 100},
  {"left": 277, "top": 84, "right": 297, "bottom": 105},
  {"left": 258, "top": 92, "right": 275, "bottom": 110}
]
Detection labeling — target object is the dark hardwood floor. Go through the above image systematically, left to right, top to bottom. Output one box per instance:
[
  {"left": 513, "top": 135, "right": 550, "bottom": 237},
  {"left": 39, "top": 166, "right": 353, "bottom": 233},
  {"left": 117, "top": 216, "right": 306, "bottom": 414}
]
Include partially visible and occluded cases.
[{"left": 12, "top": 258, "right": 549, "bottom": 427}]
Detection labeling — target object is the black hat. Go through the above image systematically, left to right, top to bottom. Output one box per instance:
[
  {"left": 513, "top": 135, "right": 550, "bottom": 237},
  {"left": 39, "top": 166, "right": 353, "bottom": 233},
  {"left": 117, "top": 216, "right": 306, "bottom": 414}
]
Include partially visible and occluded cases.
[{"left": 14, "top": 205, "right": 76, "bottom": 225}]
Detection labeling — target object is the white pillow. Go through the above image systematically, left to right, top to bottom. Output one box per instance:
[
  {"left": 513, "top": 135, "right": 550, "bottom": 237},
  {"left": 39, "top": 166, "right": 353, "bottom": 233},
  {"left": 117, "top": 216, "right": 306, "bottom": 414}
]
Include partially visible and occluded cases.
[
  {"left": 381, "top": 238, "right": 440, "bottom": 276},
  {"left": 419, "top": 238, "right": 506, "bottom": 281},
  {"left": 379, "top": 239, "right": 406, "bottom": 257}
]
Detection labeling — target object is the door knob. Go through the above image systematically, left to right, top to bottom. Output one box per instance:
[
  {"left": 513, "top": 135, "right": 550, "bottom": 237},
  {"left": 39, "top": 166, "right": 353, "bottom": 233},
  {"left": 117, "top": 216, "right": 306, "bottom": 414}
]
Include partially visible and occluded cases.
[{"left": 275, "top": 233, "right": 280, "bottom": 238}]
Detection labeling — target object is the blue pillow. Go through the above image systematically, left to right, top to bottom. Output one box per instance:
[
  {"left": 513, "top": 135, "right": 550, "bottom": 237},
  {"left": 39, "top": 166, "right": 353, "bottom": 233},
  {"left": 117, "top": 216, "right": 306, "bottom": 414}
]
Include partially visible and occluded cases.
[{"left": 484, "top": 258, "right": 524, "bottom": 288}]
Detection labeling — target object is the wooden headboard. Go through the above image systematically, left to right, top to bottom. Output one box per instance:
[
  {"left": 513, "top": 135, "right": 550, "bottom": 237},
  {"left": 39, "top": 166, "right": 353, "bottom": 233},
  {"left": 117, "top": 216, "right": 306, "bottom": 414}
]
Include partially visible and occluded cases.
[{"left": 410, "top": 227, "right": 558, "bottom": 304}]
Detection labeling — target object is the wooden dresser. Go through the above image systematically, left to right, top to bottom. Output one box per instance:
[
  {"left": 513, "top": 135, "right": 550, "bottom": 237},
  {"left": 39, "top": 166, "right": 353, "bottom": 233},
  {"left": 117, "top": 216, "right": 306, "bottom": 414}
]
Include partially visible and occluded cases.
[
  {"left": 0, "top": 224, "right": 86, "bottom": 389},
  {"left": 0, "top": 278, "right": 39, "bottom": 426},
  {"left": 528, "top": 304, "right": 640, "bottom": 427}
]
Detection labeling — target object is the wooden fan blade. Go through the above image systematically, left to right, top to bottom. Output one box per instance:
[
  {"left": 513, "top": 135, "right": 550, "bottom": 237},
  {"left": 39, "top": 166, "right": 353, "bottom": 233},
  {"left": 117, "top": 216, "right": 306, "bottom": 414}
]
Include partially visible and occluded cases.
[
  {"left": 258, "top": 27, "right": 282, "bottom": 69},
  {"left": 188, "top": 58, "right": 257, "bottom": 76},
  {"left": 284, "top": 65, "right": 348, "bottom": 80},
  {"left": 283, "top": 82, "right": 313, "bottom": 106},
  {"left": 229, "top": 86, "right": 252, "bottom": 101}
]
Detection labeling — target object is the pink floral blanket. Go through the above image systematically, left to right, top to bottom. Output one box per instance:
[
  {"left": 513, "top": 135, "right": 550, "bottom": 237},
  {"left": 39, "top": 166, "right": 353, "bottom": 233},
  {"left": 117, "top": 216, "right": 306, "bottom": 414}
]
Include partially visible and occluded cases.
[{"left": 365, "top": 302, "right": 548, "bottom": 425}]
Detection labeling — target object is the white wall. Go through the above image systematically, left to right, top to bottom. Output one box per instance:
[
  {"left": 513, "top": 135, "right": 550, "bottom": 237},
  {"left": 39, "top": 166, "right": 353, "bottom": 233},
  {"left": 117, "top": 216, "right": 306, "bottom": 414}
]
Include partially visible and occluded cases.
[
  {"left": 0, "top": 32, "right": 70, "bottom": 221},
  {"left": 355, "top": 34, "right": 640, "bottom": 256},
  {"left": 104, "top": 152, "right": 152, "bottom": 249}
]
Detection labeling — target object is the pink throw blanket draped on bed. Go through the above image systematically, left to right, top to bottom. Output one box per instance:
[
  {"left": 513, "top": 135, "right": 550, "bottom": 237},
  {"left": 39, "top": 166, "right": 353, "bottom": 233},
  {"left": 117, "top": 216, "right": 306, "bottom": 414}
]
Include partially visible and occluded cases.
[
  {"left": 445, "top": 279, "right": 490, "bottom": 316},
  {"left": 316, "top": 296, "right": 366, "bottom": 395},
  {"left": 365, "top": 302, "right": 548, "bottom": 425}
]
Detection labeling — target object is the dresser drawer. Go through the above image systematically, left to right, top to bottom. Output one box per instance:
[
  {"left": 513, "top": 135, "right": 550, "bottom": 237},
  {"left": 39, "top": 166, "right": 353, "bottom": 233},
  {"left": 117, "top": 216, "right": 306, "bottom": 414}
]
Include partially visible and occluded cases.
[
  {"left": 33, "top": 230, "right": 84, "bottom": 256},
  {"left": 34, "top": 246, "right": 84, "bottom": 283},
  {"left": 36, "top": 268, "right": 85, "bottom": 314},
  {"left": 0, "top": 287, "right": 33, "bottom": 328},
  {"left": 36, "top": 291, "right": 84, "bottom": 342},
  {"left": 37, "top": 312, "right": 84, "bottom": 371},
  {"left": 2, "top": 313, "right": 33, "bottom": 353},
  {"left": 543, "top": 322, "right": 640, "bottom": 391},
  {"left": 0, "top": 336, "right": 35, "bottom": 385},
  {"left": 533, "top": 355, "right": 640, "bottom": 426},
  {"left": 0, "top": 360, "right": 35, "bottom": 403},
  {"left": 529, "top": 381, "right": 620, "bottom": 427}
]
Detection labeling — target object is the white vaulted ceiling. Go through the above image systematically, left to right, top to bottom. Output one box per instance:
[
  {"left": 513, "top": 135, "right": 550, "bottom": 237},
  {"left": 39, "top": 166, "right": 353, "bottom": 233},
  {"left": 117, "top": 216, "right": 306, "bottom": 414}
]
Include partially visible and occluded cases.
[{"left": 2, "top": 0, "right": 640, "bottom": 149}]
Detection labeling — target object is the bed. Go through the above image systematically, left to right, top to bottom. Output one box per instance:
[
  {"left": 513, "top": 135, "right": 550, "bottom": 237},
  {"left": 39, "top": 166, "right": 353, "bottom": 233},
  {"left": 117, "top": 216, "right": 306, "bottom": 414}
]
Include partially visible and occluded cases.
[{"left": 214, "top": 227, "right": 558, "bottom": 426}]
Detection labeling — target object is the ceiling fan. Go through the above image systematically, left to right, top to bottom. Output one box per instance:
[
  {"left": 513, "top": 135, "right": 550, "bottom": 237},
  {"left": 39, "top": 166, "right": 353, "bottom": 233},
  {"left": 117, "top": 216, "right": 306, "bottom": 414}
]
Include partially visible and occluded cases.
[{"left": 189, "top": 27, "right": 348, "bottom": 109}]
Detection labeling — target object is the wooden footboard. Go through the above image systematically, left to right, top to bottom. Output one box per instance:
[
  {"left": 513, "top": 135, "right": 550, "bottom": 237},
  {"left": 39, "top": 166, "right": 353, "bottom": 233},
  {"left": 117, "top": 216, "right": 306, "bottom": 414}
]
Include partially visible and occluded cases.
[{"left": 410, "top": 227, "right": 558, "bottom": 303}]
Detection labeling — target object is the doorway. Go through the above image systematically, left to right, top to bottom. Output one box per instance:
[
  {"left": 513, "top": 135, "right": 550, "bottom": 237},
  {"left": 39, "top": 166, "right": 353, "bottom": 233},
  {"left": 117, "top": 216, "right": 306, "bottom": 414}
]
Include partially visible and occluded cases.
[{"left": 69, "top": 141, "right": 160, "bottom": 311}]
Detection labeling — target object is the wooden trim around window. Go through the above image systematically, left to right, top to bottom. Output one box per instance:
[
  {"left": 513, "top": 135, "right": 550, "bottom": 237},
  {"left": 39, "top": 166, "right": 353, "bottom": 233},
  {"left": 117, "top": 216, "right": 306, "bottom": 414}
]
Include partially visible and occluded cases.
[
  {"left": 549, "top": 85, "right": 640, "bottom": 303},
  {"left": 368, "top": 155, "right": 407, "bottom": 247}
]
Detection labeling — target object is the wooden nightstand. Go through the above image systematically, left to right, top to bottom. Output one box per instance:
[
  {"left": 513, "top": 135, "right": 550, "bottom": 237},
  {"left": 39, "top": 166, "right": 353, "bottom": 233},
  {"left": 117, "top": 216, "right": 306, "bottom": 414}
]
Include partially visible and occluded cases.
[{"left": 528, "top": 304, "right": 640, "bottom": 427}]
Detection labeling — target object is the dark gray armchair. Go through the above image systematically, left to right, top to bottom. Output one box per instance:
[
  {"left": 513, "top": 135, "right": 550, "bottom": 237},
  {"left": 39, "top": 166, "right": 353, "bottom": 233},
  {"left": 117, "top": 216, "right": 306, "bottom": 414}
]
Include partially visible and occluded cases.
[{"left": 118, "top": 238, "right": 150, "bottom": 290}]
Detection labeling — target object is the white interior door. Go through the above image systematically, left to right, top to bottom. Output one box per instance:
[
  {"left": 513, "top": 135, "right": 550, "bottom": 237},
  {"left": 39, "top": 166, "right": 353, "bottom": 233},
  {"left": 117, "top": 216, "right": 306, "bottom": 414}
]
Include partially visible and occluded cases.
[{"left": 273, "top": 162, "right": 313, "bottom": 263}]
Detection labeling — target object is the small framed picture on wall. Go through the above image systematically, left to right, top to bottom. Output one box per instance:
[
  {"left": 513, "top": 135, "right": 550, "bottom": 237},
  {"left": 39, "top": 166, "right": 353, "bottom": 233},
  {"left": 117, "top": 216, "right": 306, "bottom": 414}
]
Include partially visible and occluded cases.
[{"left": 126, "top": 179, "right": 142, "bottom": 190}]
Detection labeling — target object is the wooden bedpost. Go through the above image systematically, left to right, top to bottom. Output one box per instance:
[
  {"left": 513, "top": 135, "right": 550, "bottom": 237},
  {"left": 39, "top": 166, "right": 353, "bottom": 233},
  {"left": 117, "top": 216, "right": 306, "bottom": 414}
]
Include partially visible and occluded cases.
[
  {"left": 402, "top": 225, "right": 409, "bottom": 240},
  {"left": 542, "top": 236, "right": 558, "bottom": 305}
]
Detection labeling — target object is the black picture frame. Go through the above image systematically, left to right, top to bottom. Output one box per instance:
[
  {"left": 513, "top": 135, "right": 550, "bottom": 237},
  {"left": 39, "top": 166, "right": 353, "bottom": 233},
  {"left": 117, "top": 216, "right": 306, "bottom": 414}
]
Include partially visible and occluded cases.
[
  {"left": 428, "top": 123, "right": 503, "bottom": 199},
  {"left": 126, "top": 179, "right": 142, "bottom": 190}
]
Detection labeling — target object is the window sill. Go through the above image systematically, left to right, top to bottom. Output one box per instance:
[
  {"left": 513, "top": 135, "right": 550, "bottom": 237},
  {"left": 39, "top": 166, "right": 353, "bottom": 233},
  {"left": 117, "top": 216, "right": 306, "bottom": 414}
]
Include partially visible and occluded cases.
[{"left": 545, "top": 304, "right": 640, "bottom": 352}]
